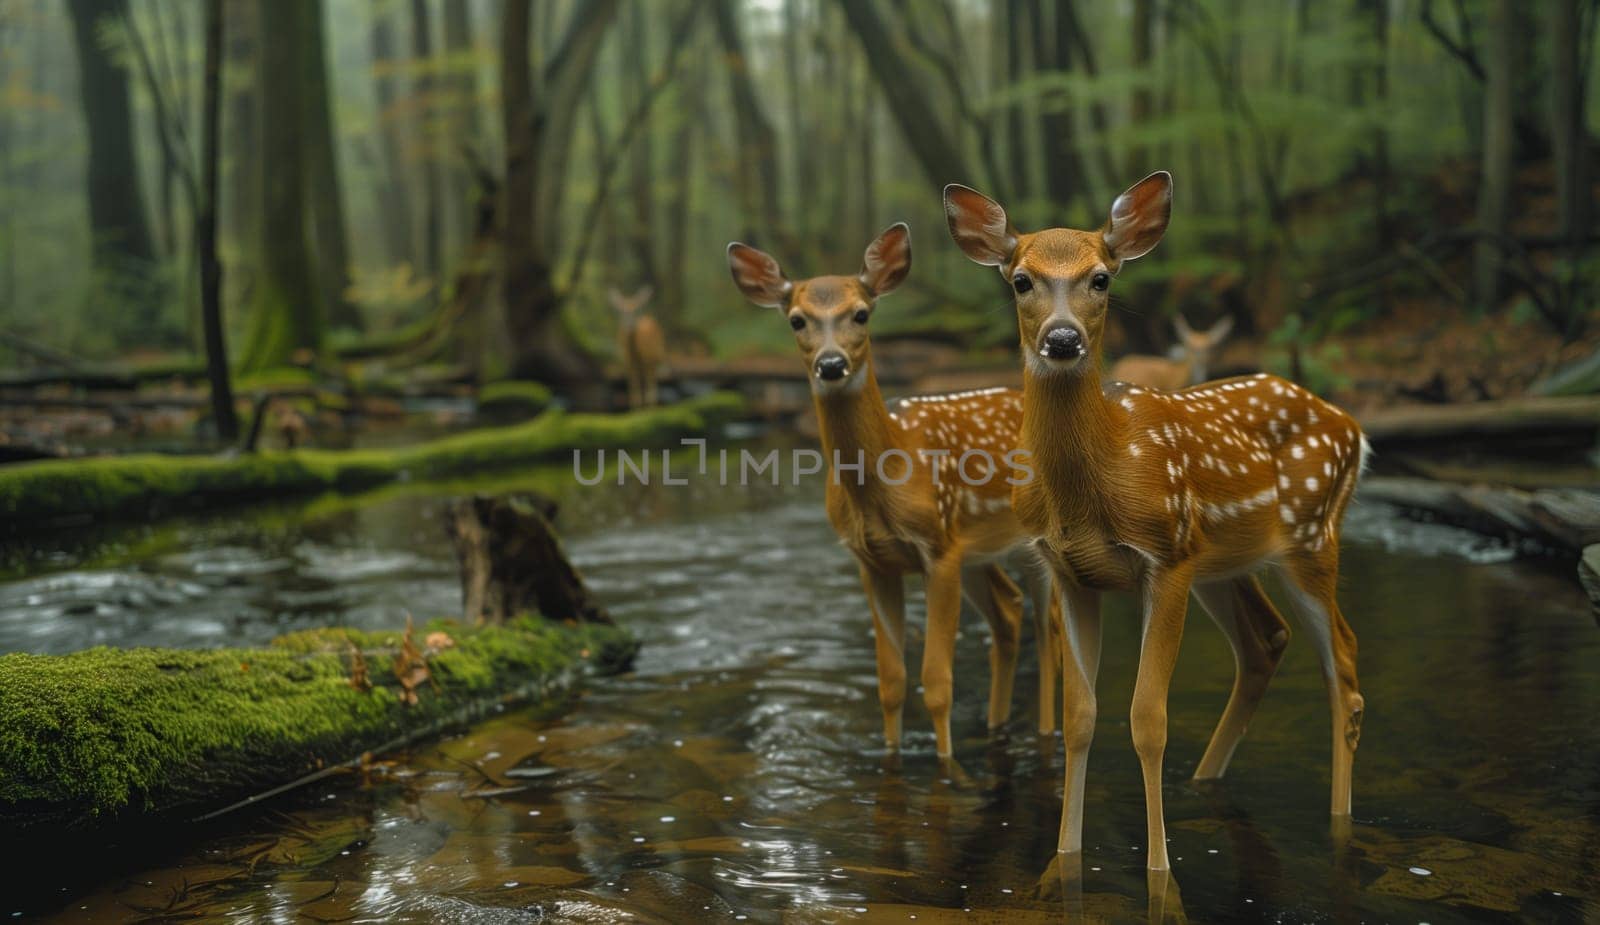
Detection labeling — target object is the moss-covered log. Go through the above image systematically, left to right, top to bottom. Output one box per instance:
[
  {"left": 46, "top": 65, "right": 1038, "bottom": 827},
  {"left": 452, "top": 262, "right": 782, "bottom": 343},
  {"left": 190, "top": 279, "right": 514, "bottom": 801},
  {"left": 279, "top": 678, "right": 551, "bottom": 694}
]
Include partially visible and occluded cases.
[
  {"left": 0, "top": 391, "right": 743, "bottom": 529},
  {"left": 0, "top": 618, "right": 637, "bottom": 831}
]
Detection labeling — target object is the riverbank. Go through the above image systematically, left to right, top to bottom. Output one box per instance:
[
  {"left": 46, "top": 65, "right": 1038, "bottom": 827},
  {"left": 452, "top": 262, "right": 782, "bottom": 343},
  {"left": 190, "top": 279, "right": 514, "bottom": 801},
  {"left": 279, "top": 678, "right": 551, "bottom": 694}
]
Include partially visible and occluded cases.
[
  {"left": 0, "top": 391, "right": 743, "bottom": 529},
  {"left": 0, "top": 617, "right": 636, "bottom": 831}
]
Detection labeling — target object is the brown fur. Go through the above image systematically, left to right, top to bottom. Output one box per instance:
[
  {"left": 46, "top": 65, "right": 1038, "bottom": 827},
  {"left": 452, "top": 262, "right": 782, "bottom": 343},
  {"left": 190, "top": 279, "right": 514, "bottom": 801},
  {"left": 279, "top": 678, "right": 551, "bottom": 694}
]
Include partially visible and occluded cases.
[
  {"left": 947, "top": 173, "right": 1366, "bottom": 871},
  {"left": 728, "top": 226, "right": 1064, "bottom": 754},
  {"left": 610, "top": 287, "right": 665, "bottom": 408},
  {"left": 1110, "top": 314, "right": 1235, "bottom": 390}
]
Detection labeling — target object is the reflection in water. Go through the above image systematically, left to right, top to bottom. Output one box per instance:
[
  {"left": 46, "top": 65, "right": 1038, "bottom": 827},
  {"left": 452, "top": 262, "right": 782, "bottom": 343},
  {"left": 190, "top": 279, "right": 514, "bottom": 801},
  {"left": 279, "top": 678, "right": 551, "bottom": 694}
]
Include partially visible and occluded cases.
[{"left": 4, "top": 462, "right": 1599, "bottom": 921}]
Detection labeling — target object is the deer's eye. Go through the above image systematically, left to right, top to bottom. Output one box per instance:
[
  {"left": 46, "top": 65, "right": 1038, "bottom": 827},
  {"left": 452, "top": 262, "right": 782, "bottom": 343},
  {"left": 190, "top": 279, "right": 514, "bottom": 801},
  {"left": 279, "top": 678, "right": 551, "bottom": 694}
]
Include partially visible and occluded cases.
[
  {"left": 1090, "top": 272, "right": 1111, "bottom": 291},
  {"left": 1012, "top": 274, "right": 1033, "bottom": 294},
  {"left": 853, "top": 308, "right": 870, "bottom": 325},
  {"left": 789, "top": 314, "right": 805, "bottom": 331}
]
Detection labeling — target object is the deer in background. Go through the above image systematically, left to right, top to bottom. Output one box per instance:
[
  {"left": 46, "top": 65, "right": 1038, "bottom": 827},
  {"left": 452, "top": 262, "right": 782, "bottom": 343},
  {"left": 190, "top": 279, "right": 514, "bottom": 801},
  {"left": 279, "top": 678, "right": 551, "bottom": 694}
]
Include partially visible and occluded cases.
[
  {"left": 946, "top": 172, "right": 1368, "bottom": 871},
  {"left": 727, "top": 224, "right": 1063, "bottom": 757},
  {"left": 609, "top": 286, "right": 665, "bottom": 409},
  {"left": 1110, "top": 313, "right": 1234, "bottom": 390}
]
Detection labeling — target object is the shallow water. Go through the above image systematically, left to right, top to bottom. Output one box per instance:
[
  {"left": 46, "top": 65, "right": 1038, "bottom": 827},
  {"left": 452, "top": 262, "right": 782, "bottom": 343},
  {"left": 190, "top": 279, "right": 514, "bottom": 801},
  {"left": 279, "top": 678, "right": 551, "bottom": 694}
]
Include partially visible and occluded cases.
[{"left": 4, "top": 452, "right": 1598, "bottom": 922}]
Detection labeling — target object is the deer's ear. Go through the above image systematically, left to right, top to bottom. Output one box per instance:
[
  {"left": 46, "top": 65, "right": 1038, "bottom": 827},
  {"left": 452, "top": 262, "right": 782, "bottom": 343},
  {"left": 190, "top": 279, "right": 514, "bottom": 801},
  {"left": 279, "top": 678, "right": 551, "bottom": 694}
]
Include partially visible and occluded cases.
[
  {"left": 1103, "top": 171, "right": 1172, "bottom": 262},
  {"left": 943, "top": 184, "right": 1016, "bottom": 267},
  {"left": 859, "top": 223, "right": 912, "bottom": 296},
  {"left": 726, "top": 243, "right": 792, "bottom": 308},
  {"left": 631, "top": 285, "right": 654, "bottom": 309},
  {"left": 607, "top": 288, "right": 627, "bottom": 313},
  {"left": 1172, "top": 313, "right": 1194, "bottom": 340},
  {"left": 1207, "top": 314, "right": 1234, "bottom": 342}
]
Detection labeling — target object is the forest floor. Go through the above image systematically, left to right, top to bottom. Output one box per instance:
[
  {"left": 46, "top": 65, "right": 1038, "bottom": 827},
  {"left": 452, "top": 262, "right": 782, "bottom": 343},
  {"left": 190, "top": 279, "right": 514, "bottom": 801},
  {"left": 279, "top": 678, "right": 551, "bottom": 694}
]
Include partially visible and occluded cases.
[{"left": 1212, "top": 299, "right": 1597, "bottom": 416}]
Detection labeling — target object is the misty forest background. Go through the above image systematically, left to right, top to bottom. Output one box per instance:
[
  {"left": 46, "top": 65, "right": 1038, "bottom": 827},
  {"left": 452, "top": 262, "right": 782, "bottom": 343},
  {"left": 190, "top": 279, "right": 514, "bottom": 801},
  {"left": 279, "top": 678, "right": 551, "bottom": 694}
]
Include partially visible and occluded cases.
[{"left": 1, "top": 0, "right": 1598, "bottom": 437}]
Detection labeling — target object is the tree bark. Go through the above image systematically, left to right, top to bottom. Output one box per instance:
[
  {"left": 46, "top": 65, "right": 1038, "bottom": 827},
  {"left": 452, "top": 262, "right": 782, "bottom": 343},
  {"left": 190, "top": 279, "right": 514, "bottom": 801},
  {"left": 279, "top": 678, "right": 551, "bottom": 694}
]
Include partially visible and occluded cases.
[
  {"left": 66, "top": 0, "right": 165, "bottom": 336},
  {"left": 198, "top": 0, "right": 237, "bottom": 440},
  {"left": 240, "top": 0, "right": 324, "bottom": 372},
  {"left": 304, "top": 0, "right": 360, "bottom": 331},
  {"left": 370, "top": 0, "right": 415, "bottom": 268},
  {"left": 411, "top": 0, "right": 442, "bottom": 283},
  {"left": 441, "top": 0, "right": 481, "bottom": 261},
  {"left": 500, "top": 0, "right": 620, "bottom": 393},
  {"left": 624, "top": 0, "right": 658, "bottom": 291},
  {"left": 712, "top": 0, "right": 785, "bottom": 246},
  {"left": 835, "top": 0, "right": 975, "bottom": 190},
  {"left": 1473, "top": 0, "right": 1515, "bottom": 311},
  {"left": 1551, "top": 0, "right": 1590, "bottom": 334}
]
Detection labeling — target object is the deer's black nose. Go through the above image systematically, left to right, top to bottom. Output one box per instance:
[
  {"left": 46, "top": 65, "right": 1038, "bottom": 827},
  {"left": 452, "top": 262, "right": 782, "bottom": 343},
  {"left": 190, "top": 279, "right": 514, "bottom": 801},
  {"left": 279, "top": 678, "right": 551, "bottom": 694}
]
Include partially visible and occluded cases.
[
  {"left": 1042, "top": 326, "right": 1084, "bottom": 360},
  {"left": 816, "top": 353, "right": 849, "bottom": 381}
]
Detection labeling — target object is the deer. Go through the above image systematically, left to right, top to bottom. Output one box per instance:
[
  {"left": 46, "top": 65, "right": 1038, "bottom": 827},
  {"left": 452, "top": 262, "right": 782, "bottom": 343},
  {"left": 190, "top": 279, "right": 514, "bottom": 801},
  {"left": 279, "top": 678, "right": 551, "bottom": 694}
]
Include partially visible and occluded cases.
[
  {"left": 945, "top": 172, "right": 1369, "bottom": 872},
  {"left": 727, "top": 224, "right": 1063, "bottom": 758},
  {"left": 609, "top": 286, "right": 665, "bottom": 409},
  {"left": 1109, "top": 313, "right": 1234, "bottom": 390}
]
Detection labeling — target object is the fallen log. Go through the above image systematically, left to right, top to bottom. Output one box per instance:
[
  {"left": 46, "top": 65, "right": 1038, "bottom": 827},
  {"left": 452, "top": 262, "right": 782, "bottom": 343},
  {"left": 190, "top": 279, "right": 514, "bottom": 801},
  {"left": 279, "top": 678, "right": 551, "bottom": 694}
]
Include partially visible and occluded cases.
[
  {"left": 0, "top": 391, "right": 744, "bottom": 531},
  {"left": 1357, "top": 395, "right": 1600, "bottom": 457},
  {"left": 1358, "top": 476, "right": 1600, "bottom": 553},
  {"left": 447, "top": 493, "right": 611, "bottom": 625},
  {"left": 0, "top": 617, "right": 637, "bottom": 832}
]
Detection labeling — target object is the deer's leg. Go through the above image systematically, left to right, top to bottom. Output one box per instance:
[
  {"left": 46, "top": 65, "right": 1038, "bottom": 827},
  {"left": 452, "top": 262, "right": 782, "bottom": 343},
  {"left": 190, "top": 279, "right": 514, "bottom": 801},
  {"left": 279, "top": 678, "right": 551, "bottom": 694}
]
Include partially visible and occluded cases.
[
  {"left": 628, "top": 370, "right": 643, "bottom": 410},
  {"left": 645, "top": 372, "right": 659, "bottom": 407},
  {"left": 921, "top": 552, "right": 965, "bottom": 758},
  {"left": 1281, "top": 554, "right": 1363, "bottom": 817},
  {"left": 860, "top": 564, "right": 908, "bottom": 749},
  {"left": 961, "top": 565, "right": 1022, "bottom": 731},
  {"left": 1130, "top": 566, "right": 1194, "bottom": 871},
  {"left": 1027, "top": 567, "right": 1064, "bottom": 735},
  {"left": 1191, "top": 576, "right": 1291, "bottom": 780},
  {"left": 1056, "top": 582, "right": 1101, "bottom": 855}
]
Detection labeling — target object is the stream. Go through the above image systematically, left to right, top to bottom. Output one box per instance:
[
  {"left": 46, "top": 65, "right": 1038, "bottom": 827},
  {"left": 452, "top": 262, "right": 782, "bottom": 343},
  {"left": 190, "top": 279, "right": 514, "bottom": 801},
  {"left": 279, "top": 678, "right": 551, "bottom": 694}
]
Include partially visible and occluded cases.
[{"left": 2, "top": 444, "right": 1597, "bottom": 922}]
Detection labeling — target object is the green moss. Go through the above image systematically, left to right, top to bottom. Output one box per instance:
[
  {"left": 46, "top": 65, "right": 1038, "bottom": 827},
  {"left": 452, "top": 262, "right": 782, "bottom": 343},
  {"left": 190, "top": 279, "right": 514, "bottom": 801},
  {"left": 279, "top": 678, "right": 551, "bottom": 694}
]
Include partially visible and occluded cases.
[
  {"left": 233, "top": 365, "right": 317, "bottom": 393},
  {"left": 478, "top": 380, "right": 555, "bottom": 417},
  {"left": 0, "top": 391, "right": 745, "bottom": 527},
  {"left": 0, "top": 619, "right": 636, "bottom": 829}
]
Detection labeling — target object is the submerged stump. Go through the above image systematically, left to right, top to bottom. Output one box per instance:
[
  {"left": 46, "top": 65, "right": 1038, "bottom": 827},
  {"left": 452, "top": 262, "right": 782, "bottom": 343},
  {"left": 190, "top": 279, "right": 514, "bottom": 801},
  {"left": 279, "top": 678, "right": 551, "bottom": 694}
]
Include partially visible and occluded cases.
[{"left": 446, "top": 493, "right": 612, "bottom": 626}]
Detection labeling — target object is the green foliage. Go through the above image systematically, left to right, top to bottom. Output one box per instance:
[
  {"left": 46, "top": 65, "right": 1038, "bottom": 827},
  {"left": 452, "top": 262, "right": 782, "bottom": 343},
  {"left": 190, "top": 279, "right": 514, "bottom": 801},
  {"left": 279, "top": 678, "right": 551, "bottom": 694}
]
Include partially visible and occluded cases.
[
  {"left": 0, "top": 391, "right": 745, "bottom": 527},
  {"left": 0, "top": 617, "right": 637, "bottom": 828}
]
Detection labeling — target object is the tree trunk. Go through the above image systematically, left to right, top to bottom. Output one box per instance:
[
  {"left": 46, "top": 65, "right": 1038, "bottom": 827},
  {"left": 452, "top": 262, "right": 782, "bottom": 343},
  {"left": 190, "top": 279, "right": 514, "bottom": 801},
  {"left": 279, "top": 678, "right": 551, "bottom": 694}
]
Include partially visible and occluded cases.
[
  {"left": 66, "top": 0, "right": 166, "bottom": 338},
  {"left": 198, "top": 0, "right": 237, "bottom": 440},
  {"left": 223, "top": 0, "right": 259, "bottom": 262},
  {"left": 240, "top": 0, "right": 324, "bottom": 372},
  {"left": 304, "top": 0, "right": 360, "bottom": 331},
  {"left": 411, "top": 0, "right": 442, "bottom": 283},
  {"left": 442, "top": 0, "right": 481, "bottom": 262},
  {"left": 498, "top": 0, "right": 602, "bottom": 389},
  {"left": 624, "top": 0, "right": 658, "bottom": 291},
  {"left": 712, "top": 0, "right": 785, "bottom": 246},
  {"left": 782, "top": 0, "right": 813, "bottom": 243},
  {"left": 835, "top": 0, "right": 974, "bottom": 190},
  {"left": 1031, "top": 0, "right": 1083, "bottom": 213},
  {"left": 1130, "top": 0, "right": 1155, "bottom": 177},
  {"left": 1473, "top": 0, "right": 1514, "bottom": 311},
  {"left": 1551, "top": 0, "right": 1590, "bottom": 334},
  {"left": 370, "top": 1, "right": 415, "bottom": 268},
  {"left": 446, "top": 494, "right": 614, "bottom": 626}
]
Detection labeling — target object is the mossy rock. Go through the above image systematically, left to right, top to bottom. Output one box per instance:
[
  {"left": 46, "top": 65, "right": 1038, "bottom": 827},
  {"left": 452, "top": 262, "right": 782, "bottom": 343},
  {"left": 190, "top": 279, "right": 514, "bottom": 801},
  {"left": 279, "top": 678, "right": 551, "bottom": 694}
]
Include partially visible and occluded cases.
[
  {"left": 478, "top": 380, "right": 555, "bottom": 417},
  {"left": 0, "top": 391, "right": 745, "bottom": 528},
  {"left": 0, "top": 617, "right": 637, "bottom": 831}
]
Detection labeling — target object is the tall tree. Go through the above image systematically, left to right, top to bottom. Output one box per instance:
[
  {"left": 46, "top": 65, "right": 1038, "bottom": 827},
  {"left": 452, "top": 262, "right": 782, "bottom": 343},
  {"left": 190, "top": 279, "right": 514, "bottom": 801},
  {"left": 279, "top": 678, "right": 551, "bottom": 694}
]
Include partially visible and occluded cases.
[
  {"left": 66, "top": 0, "right": 166, "bottom": 338},
  {"left": 198, "top": 0, "right": 237, "bottom": 439},
  {"left": 240, "top": 0, "right": 324, "bottom": 371},
  {"left": 304, "top": 0, "right": 360, "bottom": 329},
  {"left": 370, "top": 0, "right": 415, "bottom": 268},
  {"left": 411, "top": 0, "right": 442, "bottom": 281},
  {"left": 441, "top": 0, "right": 481, "bottom": 259},
  {"left": 499, "top": 0, "right": 623, "bottom": 389},
  {"left": 624, "top": 0, "right": 658, "bottom": 291},
  {"left": 712, "top": 0, "right": 784, "bottom": 246},
  {"left": 835, "top": 0, "right": 975, "bottom": 189},
  {"left": 1473, "top": 0, "right": 1514, "bottom": 311},
  {"left": 1551, "top": 0, "right": 1590, "bottom": 331}
]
